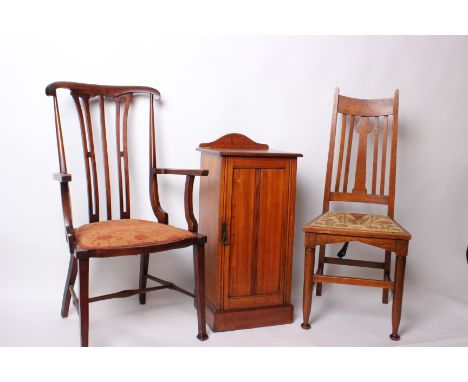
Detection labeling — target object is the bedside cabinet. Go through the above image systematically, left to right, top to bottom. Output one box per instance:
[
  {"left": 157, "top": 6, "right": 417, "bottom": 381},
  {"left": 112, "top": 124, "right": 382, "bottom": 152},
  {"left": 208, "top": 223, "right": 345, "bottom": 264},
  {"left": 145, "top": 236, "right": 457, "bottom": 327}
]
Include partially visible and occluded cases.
[{"left": 197, "top": 133, "right": 302, "bottom": 331}]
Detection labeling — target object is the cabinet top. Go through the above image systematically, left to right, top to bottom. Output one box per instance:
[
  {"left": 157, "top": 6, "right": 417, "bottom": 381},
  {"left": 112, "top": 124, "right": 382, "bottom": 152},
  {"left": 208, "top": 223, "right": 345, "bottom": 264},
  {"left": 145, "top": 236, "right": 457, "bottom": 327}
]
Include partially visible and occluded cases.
[{"left": 197, "top": 133, "right": 303, "bottom": 158}]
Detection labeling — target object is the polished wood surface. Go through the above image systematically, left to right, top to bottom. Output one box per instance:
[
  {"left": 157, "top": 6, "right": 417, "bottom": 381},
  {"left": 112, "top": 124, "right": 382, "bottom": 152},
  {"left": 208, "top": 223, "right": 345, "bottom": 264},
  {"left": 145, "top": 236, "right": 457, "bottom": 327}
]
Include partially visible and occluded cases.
[
  {"left": 47, "top": 81, "right": 209, "bottom": 346},
  {"left": 302, "top": 89, "right": 411, "bottom": 340},
  {"left": 199, "top": 133, "right": 301, "bottom": 331}
]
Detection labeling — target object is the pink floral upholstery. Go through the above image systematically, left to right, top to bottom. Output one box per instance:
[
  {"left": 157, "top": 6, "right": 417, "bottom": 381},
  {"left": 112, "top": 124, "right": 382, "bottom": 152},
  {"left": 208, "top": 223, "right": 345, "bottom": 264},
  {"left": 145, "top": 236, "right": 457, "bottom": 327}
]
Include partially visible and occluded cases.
[{"left": 75, "top": 219, "right": 195, "bottom": 250}]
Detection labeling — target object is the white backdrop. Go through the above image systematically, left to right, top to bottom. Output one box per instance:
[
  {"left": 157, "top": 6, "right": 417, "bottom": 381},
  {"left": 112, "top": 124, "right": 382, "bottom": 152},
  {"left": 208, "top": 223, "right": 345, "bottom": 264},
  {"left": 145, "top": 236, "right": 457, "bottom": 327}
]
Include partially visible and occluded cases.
[{"left": 1, "top": 35, "right": 467, "bottom": 346}]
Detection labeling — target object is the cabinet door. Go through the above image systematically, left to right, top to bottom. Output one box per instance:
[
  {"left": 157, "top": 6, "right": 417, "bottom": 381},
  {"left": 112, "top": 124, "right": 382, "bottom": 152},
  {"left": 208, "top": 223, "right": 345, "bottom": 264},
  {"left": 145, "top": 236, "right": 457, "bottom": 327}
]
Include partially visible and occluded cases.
[{"left": 222, "top": 157, "right": 291, "bottom": 310}]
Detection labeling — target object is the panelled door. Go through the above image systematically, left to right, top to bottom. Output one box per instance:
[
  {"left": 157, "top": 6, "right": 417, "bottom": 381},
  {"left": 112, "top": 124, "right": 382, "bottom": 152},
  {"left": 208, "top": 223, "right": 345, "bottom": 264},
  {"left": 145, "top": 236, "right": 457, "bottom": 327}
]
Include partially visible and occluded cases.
[{"left": 222, "top": 157, "right": 291, "bottom": 310}]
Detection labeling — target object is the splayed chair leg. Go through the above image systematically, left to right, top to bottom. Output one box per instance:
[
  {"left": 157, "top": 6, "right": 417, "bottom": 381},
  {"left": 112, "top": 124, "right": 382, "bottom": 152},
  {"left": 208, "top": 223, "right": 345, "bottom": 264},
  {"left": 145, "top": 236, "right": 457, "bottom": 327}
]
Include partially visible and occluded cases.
[
  {"left": 193, "top": 243, "right": 208, "bottom": 341},
  {"left": 390, "top": 243, "right": 407, "bottom": 341},
  {"left": 301, "top": 246, "right": 315, "bottom": 330},
  {"left": 139, "top": 253, "right": 149, "bottom": 304},
  {"left": 61, "top": 254, "right": 78, "bottom": 318},
  {"left": 79, "top": 258, "right": 89, "bottom": 347}
]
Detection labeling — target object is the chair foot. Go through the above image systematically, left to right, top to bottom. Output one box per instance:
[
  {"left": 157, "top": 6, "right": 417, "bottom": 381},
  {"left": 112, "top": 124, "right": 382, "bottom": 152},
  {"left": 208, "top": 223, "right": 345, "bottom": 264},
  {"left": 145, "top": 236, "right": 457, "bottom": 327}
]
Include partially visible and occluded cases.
[
  {"left": 301, "top": 323, "right": 311, "bottom": 330},
  {"left": 197, "top": 333, "right": 209, "bottom": 341},
  {"left": 389, "top": 333, "right": 401, "bottom": 341}
]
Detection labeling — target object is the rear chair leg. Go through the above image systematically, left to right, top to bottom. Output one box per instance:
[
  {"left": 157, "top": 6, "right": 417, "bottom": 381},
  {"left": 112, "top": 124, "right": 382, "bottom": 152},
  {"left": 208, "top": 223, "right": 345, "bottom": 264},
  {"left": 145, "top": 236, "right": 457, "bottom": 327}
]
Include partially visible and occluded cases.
[
  {"left": 390, "top": 242, "right": 408, "bottom": 341},
  {"left": 193, "top": 243, "right": 208, "bottom": 341},
  {"left": 316, "top": 245, "right": 325, "bottom": 296},
  {"left": 301, "top": 246, "right": 316, "bottom": 329},
  {"left": 382, "top": 250, "right": 391, "bottom": 304},
  {"left": 61, "top": 254, "right": 78, "bottom": 318},
  {"left": 139, "top": 254, "right": 149, "bottom": 304},
  {"left": 79, "top": 258, "right": 89, "bottom": 347}
]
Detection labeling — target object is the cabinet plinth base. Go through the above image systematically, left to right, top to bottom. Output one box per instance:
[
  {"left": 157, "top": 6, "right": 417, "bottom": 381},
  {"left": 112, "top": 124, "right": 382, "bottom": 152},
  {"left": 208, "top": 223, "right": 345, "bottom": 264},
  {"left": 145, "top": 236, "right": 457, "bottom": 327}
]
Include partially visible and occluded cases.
[{"left": 206, "top": 303, "right": 294, "bottom": 332}]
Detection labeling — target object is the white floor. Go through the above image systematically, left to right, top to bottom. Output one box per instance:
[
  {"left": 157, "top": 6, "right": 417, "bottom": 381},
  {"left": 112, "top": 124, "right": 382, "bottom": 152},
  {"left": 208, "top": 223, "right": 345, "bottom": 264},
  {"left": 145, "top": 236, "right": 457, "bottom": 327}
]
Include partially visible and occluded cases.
[{"left": 2, "top": 281, "right": 467, "bottom": 346}]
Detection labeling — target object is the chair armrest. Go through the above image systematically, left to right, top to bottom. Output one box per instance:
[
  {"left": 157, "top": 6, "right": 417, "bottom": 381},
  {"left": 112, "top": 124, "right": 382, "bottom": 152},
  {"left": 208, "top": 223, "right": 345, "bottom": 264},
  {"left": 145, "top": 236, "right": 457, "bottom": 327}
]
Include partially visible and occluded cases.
[
  {"left": 150, "top": 168, "right": 208, "bottom": 232},
  {"left": 153, "top": 168, "right": 209, "bottom": 176},
  {"left": 53, "top": 173, "right": 72, "bottom": 182}
]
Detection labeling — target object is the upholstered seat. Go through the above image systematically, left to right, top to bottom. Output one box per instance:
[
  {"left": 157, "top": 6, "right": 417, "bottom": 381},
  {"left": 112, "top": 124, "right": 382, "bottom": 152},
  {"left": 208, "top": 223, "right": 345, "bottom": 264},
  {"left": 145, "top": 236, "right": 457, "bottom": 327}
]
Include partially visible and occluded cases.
[
  {"left": 304, "top": 211, "right": 411, "bottom": 240},
  {"left": 76, "top": 219, "right": 196, "bottom": 250}
]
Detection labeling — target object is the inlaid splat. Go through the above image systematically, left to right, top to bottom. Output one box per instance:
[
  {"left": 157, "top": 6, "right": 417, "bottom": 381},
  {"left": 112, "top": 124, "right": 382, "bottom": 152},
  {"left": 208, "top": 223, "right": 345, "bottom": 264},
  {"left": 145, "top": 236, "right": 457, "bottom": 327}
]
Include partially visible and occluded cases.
[{"left": 352, "top": 116, "right": 372, "bottom": 194}]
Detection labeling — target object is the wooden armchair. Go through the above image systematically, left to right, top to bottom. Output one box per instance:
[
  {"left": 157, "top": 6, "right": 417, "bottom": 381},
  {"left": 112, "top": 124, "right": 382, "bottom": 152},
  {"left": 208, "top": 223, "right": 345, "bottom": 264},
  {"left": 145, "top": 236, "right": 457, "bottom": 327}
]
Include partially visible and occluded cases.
[
  {"left": 46, "top": 82, "right": 209, "bottom": 346},
  {"left": 302, "top": 88, "right": 411, "bottom": 340}
]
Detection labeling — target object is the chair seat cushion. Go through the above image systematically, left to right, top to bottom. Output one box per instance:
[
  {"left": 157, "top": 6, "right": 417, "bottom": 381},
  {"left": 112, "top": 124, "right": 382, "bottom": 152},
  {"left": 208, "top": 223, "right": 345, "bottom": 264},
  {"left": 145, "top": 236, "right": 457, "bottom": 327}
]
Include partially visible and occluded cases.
[
  {"left": 304, "top": 211, "right": 411, "bottom": 239},
  {"left": 75, "top": 219, "right": 196, "bottom": 250}
]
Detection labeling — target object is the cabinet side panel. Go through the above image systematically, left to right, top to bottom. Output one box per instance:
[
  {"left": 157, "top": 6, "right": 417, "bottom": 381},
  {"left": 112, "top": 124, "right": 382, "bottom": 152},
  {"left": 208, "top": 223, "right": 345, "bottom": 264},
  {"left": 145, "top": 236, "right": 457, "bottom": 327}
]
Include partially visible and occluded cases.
[
  {"left": 199, "top": 153, "right": 222, "bottom": 309},
  {"left": 227, "top": 168, "right": 256, "bottom": 298},
  {"left": 255, "top": 168, "right": 287, "bottom": 295}
]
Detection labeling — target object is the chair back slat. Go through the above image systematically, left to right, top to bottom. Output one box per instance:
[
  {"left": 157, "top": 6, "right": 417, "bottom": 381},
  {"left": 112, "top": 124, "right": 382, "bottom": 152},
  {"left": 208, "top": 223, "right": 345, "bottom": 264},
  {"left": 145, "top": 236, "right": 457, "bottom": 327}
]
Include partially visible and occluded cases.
[
  {"left": 46, "top": 82, "right": 162, "bottom": 224},
  {"left": 323, "top": 88, "right": 399, "bottom": 217},
  {"left": 72, "top": 93, "right": 99, "bottom": 223},
  {"left": 116, "top": 94, "right": 132, "bottom": 219},
  {"left": 99, "top": 95, "right": 112, "bottom": 220},
  {"left": 334, "top": 113, "right": 347, "bottom": 192},
  {"left": 342, "top": 115, "right": 355, "bottom": 192},
  {"left": 380, "top": 115, "right": 389, "bottom": 195},
  {"left": 371, "top": 116, "right": 379, "bottom": 195}
]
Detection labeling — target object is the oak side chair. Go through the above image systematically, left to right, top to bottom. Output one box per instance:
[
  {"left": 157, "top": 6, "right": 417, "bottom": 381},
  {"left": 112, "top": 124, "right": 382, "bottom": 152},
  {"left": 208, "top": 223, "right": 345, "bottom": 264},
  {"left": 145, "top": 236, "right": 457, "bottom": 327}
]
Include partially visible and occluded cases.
[
  {"left": 45, "top": 82, "right": 209, "bottom": 346},
  {"left": 301, "top": 88, "right": 411, "bottom": 340}
]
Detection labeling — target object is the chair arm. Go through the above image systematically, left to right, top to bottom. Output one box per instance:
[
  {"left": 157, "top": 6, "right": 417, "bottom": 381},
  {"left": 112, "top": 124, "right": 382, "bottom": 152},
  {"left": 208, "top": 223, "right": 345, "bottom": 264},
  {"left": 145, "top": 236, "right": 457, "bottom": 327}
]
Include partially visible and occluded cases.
[
  {"left": 151, "top": 168, "right": 209, "bottom": 232},
  {"left": 153, "top": 168, "right": 209, "bottom": 176},
  {"left": 53, "top": 173, "right": 76, "bottom": 252}
]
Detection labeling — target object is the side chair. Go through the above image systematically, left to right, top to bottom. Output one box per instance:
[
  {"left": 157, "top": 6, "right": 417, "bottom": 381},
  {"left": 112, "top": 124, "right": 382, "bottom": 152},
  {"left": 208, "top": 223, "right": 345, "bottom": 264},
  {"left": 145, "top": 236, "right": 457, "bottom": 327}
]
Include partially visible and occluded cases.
[
  {"left": 46, "top": 82, "right": 209, "bottom": 346},
  {"left": 301, "top": 88, "right": 411, "bottom": 340}
]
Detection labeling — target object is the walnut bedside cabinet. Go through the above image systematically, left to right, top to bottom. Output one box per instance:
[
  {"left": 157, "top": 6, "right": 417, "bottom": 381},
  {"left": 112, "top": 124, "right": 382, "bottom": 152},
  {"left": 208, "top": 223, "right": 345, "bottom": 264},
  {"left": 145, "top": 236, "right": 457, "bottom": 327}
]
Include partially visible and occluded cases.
[{"left": 197, "top": 133, "right": 302, "bottom": 331}]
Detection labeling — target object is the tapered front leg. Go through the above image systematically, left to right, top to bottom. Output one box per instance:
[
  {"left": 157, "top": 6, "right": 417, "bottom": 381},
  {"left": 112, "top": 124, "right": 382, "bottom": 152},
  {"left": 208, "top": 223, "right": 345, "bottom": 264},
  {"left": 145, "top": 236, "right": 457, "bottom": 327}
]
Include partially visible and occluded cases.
[
  {"left": 193, "top": 243, "right": 208, "bottom": 341},
  {"left": 316, "top": 245, "right": 325, "bottom": 296},
  {"left": 301, "top": 246, "right": 316, "bottom": 329},
  {"left": 382, "top": 250, "right": 391, "bottom": 304},
  {"left": 390, "top": 251, "right": 407, "bottom": 341},
  {"left": 61, "top": 254, "right": 78, "bottom": 317},
  {"left": 139, "top": 254, "right": 149, "bottom": 304},
  {"left": 79, "top": 258, "right": 89, "bottom": 347}
]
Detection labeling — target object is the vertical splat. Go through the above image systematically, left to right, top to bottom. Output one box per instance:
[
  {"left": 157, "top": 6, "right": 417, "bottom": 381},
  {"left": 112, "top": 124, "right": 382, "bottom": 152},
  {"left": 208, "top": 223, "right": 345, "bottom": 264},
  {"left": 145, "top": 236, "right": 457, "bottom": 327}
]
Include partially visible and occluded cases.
[
  {"left": 72, "top": 92, "right": 99, "bottom": 222},
  {"left": 116, "top": 94, "right": 132, "bottom": 219},
  {"left": 99, "top": 95, "right": 112, "bottom": 220},
  {"left": 334, "top": 113, "right": 348, "bottom": 192},
  {"left": 342, "top": 115, "right": 355, "bottom": 192},
  {"left": 352, "top": 116, "right": 372, "bottom": 194},
  {"left": 380, "top": 116, "right": 389, "bottom": 195},
  {"left": 371, "top": 117, "right": 379, "bottom": 195}
]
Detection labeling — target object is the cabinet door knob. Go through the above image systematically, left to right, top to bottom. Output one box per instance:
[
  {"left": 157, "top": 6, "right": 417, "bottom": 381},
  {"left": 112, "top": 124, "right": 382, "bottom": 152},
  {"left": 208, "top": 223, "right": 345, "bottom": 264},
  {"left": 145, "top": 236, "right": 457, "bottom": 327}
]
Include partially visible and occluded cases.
[{"left": 221, "top": 222, "right": 228, "bottom": 245}]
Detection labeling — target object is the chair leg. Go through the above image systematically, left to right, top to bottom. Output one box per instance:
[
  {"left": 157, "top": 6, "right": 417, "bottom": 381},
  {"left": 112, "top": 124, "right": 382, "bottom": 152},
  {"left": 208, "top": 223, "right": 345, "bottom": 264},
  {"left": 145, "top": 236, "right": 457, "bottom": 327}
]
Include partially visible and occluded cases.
[
  {"left": 193, "top": 243, "right": 208, "bottom": 341},
  {"left": 316, "top": 245, "right": 325, "bottom": 296},
  {"left": 301, "top": 246, "right": 316, "bottom": 329},
  {"left": 382, "top": 250, "right": 391, "bottom": 304},
  {"left": 61, "top": 254, "right": 78, "bottom": 318},
  {"left": 139, "top": 254, "right": 149, "bottom": 305},
  {"left": 390, "top": 254, "right": 406, "bottom": 341},
  {"left": 79, "top": 258, "right": 89, "bottom": 347}
]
